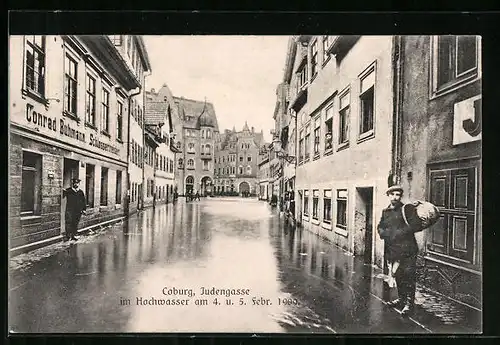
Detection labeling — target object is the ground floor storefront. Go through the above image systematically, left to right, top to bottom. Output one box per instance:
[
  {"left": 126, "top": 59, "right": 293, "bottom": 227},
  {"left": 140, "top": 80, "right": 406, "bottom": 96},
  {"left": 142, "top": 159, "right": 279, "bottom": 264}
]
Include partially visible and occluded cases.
[{"left": 10, "top": 132, "right": 127, "bottom": 254}]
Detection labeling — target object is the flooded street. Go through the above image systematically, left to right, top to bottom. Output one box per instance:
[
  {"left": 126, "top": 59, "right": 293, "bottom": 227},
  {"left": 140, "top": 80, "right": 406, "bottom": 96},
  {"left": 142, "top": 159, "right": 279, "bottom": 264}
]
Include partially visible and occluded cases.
[{"left": 9, "top": 198, "right": 445, "bottom": 333}]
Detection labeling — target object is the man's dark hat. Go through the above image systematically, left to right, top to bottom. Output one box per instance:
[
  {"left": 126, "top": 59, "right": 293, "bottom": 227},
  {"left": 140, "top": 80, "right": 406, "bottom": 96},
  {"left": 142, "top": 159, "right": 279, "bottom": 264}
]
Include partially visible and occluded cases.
[
  {"left": 71, "top": 178, "right": 81, "bottom": 183},
  {"left": 386, "top": 185, "right": 403, "bottom": 195}
]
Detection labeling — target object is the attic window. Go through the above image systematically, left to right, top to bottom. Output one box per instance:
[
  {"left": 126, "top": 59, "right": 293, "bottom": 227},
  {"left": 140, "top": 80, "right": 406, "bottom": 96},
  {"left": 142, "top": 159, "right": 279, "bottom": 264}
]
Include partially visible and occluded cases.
[{"left": 164, "top": 96, "right": 167, "bottom": 102}]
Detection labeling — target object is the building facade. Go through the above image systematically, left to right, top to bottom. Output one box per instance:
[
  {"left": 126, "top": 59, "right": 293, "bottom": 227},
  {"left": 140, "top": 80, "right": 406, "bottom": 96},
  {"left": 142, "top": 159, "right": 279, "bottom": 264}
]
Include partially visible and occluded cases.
[
  {"left": 10, "top": 35, "right": 140, "bottom": 252},
  {"left": 109, "top": 35, "right": 151, "bottom": 215},
  {"left": 291, "top": 35, "right": 396, "bottom": 269},
  {"left": 398, "top": 35, "right": 482, "bottom": 308},
  {"left": 148, "top": 86, "right": 220, "bottom": 197},
  {"left": 144, "top": 94, "right": 181, "bottom": 208},
  {"left": 214, "top": 124, "right": 264, "bottom": 196},
  {"left": 258, "top": 143, "right": 272, "bottom": 200}
]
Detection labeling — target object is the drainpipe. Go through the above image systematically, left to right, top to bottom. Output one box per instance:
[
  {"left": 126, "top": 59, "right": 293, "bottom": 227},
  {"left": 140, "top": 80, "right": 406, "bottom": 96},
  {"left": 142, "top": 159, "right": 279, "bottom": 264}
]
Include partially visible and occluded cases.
[
  {"left": 391, "top": 35, "right": 404, "bottom": 187},
  {"left": 126, "top": 86, "right": 142, "bottom": 216}
]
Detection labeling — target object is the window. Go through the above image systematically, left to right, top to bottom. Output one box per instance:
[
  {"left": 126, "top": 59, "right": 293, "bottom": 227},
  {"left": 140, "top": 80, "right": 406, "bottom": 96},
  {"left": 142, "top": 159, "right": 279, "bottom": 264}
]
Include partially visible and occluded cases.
[
  {"left": 108, "top": 35, "right": 122, "bottom": 46},
  {"left": 435, "top": 35, "right": 479, "bottom": 92},
  {"left": 24, "top": 36, "right": 45, "bottom": 96},
  {"left": 322, "top": 36, "right": 333, "bottom": 63},
  {"left": 310, "top": 39, "right": 318, "bottom": 79},
  {"left": 64, "top": 54, "right": 78, "bottom": 115},
  {"left": 298, "top": 64, "right": 308, "bottom": 90},
  {"left": 359, "top": 68, "right": 375, "bottom": 137},
  {"left": 85, "top": 74, "right": 96, "bottom": 125},
  {"left": 101, "top": 88, "right": 110, "bottom": 133},
  {"left": 339, "top": 91, "right": 350, "bottom": 145},
  {"left": 117, "top": 101, "right": 123, "bottom": 140},
  {"left": 325, "top": 104, "right": 334, "bottom": 151},
  {"left": 313, "top": 117, "right": 321, "bottom": 156},
  {"left": 304, "top": 125, "right": 311, "bottom": 159},
  {"left": 201, "top": 130, "right": 205, "bottom": 139},
  {"left": 207, "top": 130, "right": 211, "bottom": 138},
  {"left": 299, "top": 130, "right": 304, "bottom": 162},
  {"left": 188, "top": 143, "right": 195, "bottom": 152},
  {"left": 205, "top": 144, "right": 211, "bottom": 154},
  {"left": 21, "top": 151, "right": 42, "bottom": 216},
  {"left": 239, "top": 156, "right": 243, "bottom": 162},
  {"left": 247, "top": 156, "right": 251, "bottom": 162},
  {"left": 178, "top": 158, "right": 183, "bottom": 168},
  {"left": 187, "top": 159, "right": 194, "bottom": 169},
  {"left": 203, "top": 160, "right": 209, "bottom": 171},
  {"left": 85, "top": 164, "right": 95, "bottom": 207},
  {"left": 239, "top": 165, "right": 243, "bottom": 175},
  {"left": 246, "top": 166, "right": 252, "bottom": 175},
  {"left": 100, "top": 167, "right": 109, "bottom": 206},
  {"left": 428, "top": 167, "right": 477, "bottom": 263},
  {"left": 115, "top": 170, "right": 122, "bottom": 204},
  {"left": 336, "top": 189, "right": 348, "bottom": 228},
  {"left": 304, "top": 190, "right": 309, "bottom": 216},
  {"left": 312, "top": 190, "right": 319, "bottom": 220},
  {"left": 323, "top": 190, "right": 332, "bottom": 224}
]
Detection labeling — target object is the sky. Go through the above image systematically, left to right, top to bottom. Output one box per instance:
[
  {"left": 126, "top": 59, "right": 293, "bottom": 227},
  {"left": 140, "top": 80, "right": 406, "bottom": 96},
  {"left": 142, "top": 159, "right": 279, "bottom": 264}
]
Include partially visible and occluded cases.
[{"left": 143, "top": 36, "right": 290, "bottom": 143}]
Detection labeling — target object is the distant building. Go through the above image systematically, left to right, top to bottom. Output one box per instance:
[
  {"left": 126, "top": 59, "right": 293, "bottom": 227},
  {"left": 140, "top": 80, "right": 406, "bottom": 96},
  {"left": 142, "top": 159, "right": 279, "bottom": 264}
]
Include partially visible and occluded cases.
[
  {"left": 9, "top": 35, "right": 141, "bottom": 252},
  {"left": 147, "top": 86, "right": 219, "bottom": 197},
  {"left": 144, "top": 87, "right": 182, "bottom": 208},
  {"left": 214, "top": 123, "right": 264, "bottom": 196},
  {"left": 258, "top": 143, "right": 272, "bottom": 200}
]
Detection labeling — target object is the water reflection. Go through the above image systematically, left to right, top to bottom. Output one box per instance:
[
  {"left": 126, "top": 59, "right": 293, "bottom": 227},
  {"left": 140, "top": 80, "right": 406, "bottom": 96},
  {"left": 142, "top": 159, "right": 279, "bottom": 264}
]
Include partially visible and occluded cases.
[{"left": 10, "top": 198, "right": 423, "bottom": 333}]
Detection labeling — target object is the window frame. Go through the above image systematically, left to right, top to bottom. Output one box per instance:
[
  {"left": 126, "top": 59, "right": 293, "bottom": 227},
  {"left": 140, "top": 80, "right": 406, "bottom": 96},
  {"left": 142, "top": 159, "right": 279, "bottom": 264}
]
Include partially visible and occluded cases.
[
  {"left": 23, "top": 35, "right": 46, "bottom": 99},
  {"left": 430, "top": 35, "right": 481, "bottom": 99},
  {"left": 310, "top": 38, "right": 319, "bottom": 80},
  {"left": 63, "top": 52, "right": 79, "bottom": 118},
  {"left": 358, "top": 62, "right": 376, "bottom": 142},
  {"left": 85, "top": 72, "right": 97, "bottom": 127},
  {"left": 101, "top": 87, "right": 110, "bottom": 135},
  {"left": 338, "top": 88, "right": 351, "bottom": 149},
  {"left": 116, "top": 99, "right": 124, "bottom": 141},
  {"left": 324, "top": 102, "right": 334, "bottom": 153},
  {"left": 313, "top": 115, "right": 321, "bottom": 157},
  {"left": 20, "top": 150, "right": 42, "bottom": 217},
  {"left": 312, "top": 189, "right": 320, "bottom": 221},
  {"left": 323, "top": 189, "right": 332, "bottom": 226},
  {"left": 336, "top": 189, "right": 348, "bottom": 230},
  {"left": 303, "top": 190, "right": 310, "bottom": 218}
]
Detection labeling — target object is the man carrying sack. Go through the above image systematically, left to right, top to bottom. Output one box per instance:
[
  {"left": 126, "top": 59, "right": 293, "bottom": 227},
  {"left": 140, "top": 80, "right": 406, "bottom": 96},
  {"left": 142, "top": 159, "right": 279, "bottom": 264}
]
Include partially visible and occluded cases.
[
  {"left": 63, "top": 178, "right": 87, "bottom": 241},
  {"left": 377, "top": 185, "right": 424, "bottom": 316}
]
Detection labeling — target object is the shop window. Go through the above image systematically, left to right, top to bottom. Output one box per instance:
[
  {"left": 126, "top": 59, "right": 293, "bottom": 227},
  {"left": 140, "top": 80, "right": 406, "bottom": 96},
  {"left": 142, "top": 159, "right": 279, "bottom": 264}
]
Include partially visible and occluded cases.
[
  {"left": 24, "top": 35, "right": 45, "bottom": 97},
  {"left": 434, "top": 35, "right": 479, "bottom": 93},
  {"left": 64, "top": 54, "right": 78, "bottom": 116},
  {"left": 359, "top": 67, "right": 375, "bottom": 138},
  {"left": 85, "top": 73, "right": 96, "bottom": 126},
  {"left": 339, "top": 91, "right": 350, "bottom": 146},
  {"left": 20, "top": 151, "right": 42, "bottom": 216},
  {"left": 85, "top": 164, "right": 95, "bottom": 207},
  {"left": 100, "top": 167, "right": 108, "bottom": 206},
  {"left": 428, "top": 167, "right": 476, "bottom": 263},
  {"left": 115, "top": 170, "right": 122, "bottom": 204},
  {"left": 336, "top": 189, "right": 348, "bottom": 228},
  {"left": 304, "top": 190, "right": 309, "bottom": 216},
  {"left": 312, "top": 190, "right": 319, "bottom": 220},
  {"left": 323, "top": 190, "right": 332, "bottom": 224}
]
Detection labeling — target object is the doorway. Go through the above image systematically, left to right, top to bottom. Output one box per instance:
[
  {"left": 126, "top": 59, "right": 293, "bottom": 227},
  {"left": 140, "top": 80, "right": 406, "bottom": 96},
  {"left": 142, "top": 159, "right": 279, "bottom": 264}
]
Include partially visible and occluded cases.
[
  {"left": 62, "top": 158, "right": 79, "bottom": 235},
  {"left": 355, "top": 187, "right": 374, "bottom": 265}
]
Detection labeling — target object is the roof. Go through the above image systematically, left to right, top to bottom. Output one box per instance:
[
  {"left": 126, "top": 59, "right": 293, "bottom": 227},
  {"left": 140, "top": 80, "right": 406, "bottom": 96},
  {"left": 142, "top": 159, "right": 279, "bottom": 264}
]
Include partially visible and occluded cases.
[
  {"left": 134, "top": 36, "right": 152, "bottom": 72},
  {"left": 174, "top": 97, "right": 219, "bottom": 131},
  {"left": 145, "top": 101, "right": 168, "bottom": 125}
]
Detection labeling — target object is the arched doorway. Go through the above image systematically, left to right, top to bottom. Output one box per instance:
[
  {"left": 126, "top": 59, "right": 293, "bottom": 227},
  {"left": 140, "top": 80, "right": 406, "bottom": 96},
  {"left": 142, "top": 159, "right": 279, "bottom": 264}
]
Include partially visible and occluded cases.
[
  {"left": 185, "top": 176, "right": 194, "bottom": 195},
  {"left": 201, "top": 176, "right": 212, "bottom": 196},
  {"left": 239, "top": 181, "right": 250, "bottom": 197}
]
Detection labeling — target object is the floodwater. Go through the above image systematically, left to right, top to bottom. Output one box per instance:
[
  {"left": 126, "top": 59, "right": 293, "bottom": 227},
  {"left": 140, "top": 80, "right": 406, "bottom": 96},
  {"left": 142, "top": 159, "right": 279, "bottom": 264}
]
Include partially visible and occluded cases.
[{"left": 9, "top": 198, "right": 431, "bottom": 333}]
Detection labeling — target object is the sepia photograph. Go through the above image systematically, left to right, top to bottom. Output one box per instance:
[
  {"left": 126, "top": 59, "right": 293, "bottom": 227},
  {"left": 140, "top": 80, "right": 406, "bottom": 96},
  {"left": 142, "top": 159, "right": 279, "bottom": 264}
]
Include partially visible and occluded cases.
[{"left": 8, "top": 34, "right": 482, "bottom": 334}]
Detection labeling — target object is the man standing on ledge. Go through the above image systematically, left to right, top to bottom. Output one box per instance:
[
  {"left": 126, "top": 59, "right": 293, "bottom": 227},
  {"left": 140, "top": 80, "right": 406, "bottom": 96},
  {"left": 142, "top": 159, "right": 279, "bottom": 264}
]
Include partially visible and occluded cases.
[
  {"left": 63, "top": 178, "right": 86, "bottom": 241},
  {"left": 377, "top": 185, "right": 421, "bottom": 316}
]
